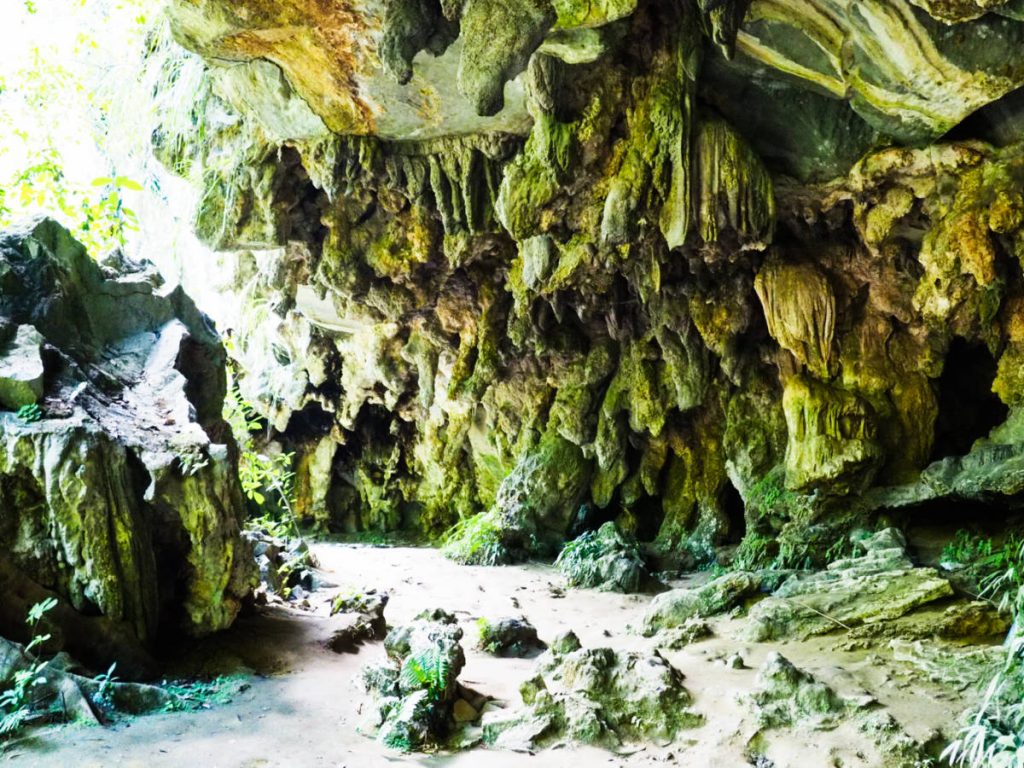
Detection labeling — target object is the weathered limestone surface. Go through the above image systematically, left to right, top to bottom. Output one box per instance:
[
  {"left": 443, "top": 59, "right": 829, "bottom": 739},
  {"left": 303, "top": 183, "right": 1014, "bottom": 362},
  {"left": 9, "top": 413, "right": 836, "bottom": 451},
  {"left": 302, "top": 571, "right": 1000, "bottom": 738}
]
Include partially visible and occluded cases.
[
  {"left": 154, "top": 0, "right": 1024, "bottom": 566},
  {"left": 0, "top": 219, "right": 253, "bottom": 659},
  {"left": 746, "top": 530, "right": 954, "bottom": 641},
  {"left": 481, "top": 631, "right": 701, "bottom": 749}
]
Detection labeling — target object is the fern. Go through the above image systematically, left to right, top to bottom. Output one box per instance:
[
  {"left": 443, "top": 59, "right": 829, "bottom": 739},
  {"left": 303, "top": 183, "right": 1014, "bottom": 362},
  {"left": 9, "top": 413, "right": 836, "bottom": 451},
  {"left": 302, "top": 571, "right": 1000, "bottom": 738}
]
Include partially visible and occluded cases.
[{"left": 399, "top": 648, "right": 450, "bottom": 700}]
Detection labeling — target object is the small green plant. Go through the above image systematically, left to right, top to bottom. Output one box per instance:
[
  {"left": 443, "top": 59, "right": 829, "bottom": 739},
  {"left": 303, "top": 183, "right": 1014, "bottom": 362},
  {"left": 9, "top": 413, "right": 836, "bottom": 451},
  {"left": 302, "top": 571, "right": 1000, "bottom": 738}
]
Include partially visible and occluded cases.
[
  {"left": 224, "top": 370, "right": 301, "bottom": 537},
  {"left": 15, "top": 403, "right": 41, "bottom": 423},
  {"left": 175, "top": 448, "right": 209, "bottom": 477},
  {"left": 441, "top": 510, "right": 508, "bottom": 566},
  {"left": 942, "top": 530, "right": 1024, "bottom": 609},
  {"left": 943, "top": 530, "right": 995, "bottom": 567},
  {"left": 732, "top": 534, "right": 776, "bottom": 571},
  {"left": 1, "top": 597, "right": 57, "bottom": 741},
  {"left": 475, "top": 618, "right": 499, "bottom": 654},
  {"left": 399, "top": 648, "right": 450, "bottom": 701},
  {"left": 91, "top": 663, "right": 119, "bottom": 712},
  {"left": 160, "top": 675, "right": 249, "bottom": 713}
]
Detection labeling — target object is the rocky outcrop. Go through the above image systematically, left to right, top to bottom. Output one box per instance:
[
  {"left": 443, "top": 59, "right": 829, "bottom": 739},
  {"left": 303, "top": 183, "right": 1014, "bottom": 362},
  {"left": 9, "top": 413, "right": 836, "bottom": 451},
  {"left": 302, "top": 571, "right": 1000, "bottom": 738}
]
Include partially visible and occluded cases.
[
  {"left": 148, "top": 0, "right": 1024, "bottom": 572},
  {"left": 0, "top": 219, "right": 253, "bottom": 662},
  {"left": 556, "top": 522, "right": 654, "bottom": 593},
  {"left": 746, "top": 529, "right": 954, "bottom": 641},
  {"left": 359, "top": 608, "right": 470, "bottom": 751},
  {"left": 481, "top": 630, "right": 701, "bottom": 749}
]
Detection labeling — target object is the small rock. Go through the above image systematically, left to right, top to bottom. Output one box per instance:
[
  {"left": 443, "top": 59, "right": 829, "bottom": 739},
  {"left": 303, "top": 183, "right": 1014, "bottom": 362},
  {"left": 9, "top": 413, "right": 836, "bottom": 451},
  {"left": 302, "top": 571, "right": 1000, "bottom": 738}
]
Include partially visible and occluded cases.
[
  {"left": 0, "top": 324, "right": 44, "bottom": 410},
  {"left": 477, "top": 616, "right": 546, "bottom": 658},
  {"left": 550, "top": 630, "right": 582, "bottom": 655},
  {"left": 453, "top": 698, "right": 478, "bottom": 723}
]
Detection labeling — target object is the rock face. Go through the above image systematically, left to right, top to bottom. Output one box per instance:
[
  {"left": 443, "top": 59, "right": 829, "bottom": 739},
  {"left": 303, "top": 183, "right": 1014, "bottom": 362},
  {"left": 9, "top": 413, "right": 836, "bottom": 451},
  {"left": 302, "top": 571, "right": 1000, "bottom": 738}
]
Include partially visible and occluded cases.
[
  {"left": 155, "top": 0, "right": 1024, "bottom": 565},
  {"left": 0, "top": 219, "right": 253, "bottom": 658}
]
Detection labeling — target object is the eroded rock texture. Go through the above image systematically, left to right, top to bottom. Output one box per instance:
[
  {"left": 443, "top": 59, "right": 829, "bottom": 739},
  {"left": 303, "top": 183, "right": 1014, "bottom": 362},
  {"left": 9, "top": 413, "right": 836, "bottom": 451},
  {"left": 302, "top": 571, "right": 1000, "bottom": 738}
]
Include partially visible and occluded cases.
[
  {"left": 159, "top": 0, "right": 1024, "bottom": 565},
  {"left": 0, "top": 219, "right": 253, "bottom": 663}
]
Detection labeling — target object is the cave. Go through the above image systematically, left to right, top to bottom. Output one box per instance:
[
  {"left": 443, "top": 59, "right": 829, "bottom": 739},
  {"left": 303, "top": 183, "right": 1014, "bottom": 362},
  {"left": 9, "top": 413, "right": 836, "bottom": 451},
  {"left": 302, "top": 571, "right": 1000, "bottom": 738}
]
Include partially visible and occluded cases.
[
  {"left": 2, "top": 0, "right": 1024, "bottom": 765},
  {"left": 930, "top": 338, "right": 1009, "bottom": 461},
  {"left": 721, "top": 480, "right": 746, "bottom": 545}
]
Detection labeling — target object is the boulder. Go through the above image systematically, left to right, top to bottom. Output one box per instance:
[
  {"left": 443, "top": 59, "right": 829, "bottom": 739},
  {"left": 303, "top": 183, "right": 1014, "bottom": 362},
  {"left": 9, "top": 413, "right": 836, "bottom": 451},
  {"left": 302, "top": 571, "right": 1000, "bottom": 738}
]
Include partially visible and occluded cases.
[
  {"left": 0, "top": 219, "right": 254, "bottom": 662},
  {"left": 0, "top": 323, "right": 43, "bottom": 409},
  {"left": 556, "top": 522, "right": 655, "bottom": 593},
  {"left": 643, "top": 571, "right": 761, "bottom": 635},
  {"left": 360, "top": 608, "right": 468, "bottom": 751},
  {"left": 476, "top": 616, "right": 545, "bottom": 658},
  {"left": 482, "top": 632, "right": 701, "bottom": 750},
  {"left": 749, "top": 652, "right": 848, "bottom": 729}
]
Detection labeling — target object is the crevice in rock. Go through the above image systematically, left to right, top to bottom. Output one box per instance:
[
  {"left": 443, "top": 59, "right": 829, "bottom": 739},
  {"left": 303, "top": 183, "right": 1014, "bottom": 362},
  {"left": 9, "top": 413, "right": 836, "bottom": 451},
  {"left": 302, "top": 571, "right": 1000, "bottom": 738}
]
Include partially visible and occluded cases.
[
  {"left": 929, "top": 338, "right": 1008, "bottom": 461},
  {"left": 283, "top": 401, "right": 335, "bottom": 442},
  {"left": 720, "top": 478, "right": 745, "bottom": 545}
]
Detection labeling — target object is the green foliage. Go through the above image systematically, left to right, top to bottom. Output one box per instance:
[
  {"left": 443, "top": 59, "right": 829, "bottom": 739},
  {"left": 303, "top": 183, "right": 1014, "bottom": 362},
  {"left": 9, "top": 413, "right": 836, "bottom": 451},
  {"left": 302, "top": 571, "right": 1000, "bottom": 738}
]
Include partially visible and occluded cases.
[
  {"left": 0, "top": 145, "right": 143, "bottom": 256},
  {"left": 224, "top": 370, "right": 299, "bottom": 533},
  {"left": 15, "top": 404, "right": 41, "bottom": 423},
  {"left": 441, "top": 510, "right": 508, "bottom": 566},
  {"left": 943, "top": 529, "right": 995, "bottom": 566},
  {"left": 942, "top": 530, "right": 1024, "bottom": 610},
  {"left": 731, "top": 534, "right": 775, "bottom": 571},
  {"left": 944, "top": 536, "right": 1024, "bottom": 766},
  {"left": 0, "top": 598, "right": 57, "bottom": 742},
  {"left": 475, "top": 618, "right": 500, "bottom": 654},
  {"left": 944, "top": 636, "right": 1024, "bottom": 767},
  {"left": 399, "top": 648, "right": 450, "bottom": 701},
  {"left": 91, "top": 663, "right": 119, "bottom": 712},
  {"left": 159, "top": 675, "right": 249, "bottom": 713}
]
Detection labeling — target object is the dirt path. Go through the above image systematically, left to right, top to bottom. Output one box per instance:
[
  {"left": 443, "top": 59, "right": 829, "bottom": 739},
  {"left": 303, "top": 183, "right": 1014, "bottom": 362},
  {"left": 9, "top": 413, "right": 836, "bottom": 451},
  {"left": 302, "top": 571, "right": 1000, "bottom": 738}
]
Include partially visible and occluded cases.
[{"left": 5, "top": 544, "right": 985, "bottom": 768}]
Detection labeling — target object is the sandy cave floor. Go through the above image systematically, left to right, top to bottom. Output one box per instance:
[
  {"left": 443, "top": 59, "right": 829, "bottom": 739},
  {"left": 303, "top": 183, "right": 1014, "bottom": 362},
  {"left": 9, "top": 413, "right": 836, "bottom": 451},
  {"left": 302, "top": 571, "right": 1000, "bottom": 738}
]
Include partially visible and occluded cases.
[{"left": 2, "top": 543, "right": 989, "bottom": 768}]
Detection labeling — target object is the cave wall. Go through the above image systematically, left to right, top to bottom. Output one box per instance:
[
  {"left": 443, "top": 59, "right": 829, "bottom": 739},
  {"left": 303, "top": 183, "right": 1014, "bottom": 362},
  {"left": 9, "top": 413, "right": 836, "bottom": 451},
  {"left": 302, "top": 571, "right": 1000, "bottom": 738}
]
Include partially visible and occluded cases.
[{"left": 158, "top": 0, "right": 1024, "bottom": 564}]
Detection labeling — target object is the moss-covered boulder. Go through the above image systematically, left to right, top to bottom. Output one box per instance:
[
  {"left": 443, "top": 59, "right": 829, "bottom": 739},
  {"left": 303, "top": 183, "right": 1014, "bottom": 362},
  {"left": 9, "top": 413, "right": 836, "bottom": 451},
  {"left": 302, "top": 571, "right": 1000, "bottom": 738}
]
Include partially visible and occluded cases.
[
  {"left": 0, "top": 219, "right": 254, "bottom": 661},
  {"left": 555, "top": 522, "right": 654, "bottom": 593},
  {"left": 746, "top": 529, "right": 954, "bottom": 641},
  {"left": 642, "top": 570, "right": 762, "bottom": 635},
  {"left": 360, "top": 608, "right": 469, "bottom": 751},
  {"left": 482, "top": 631, "right": 701, "bottom": 749}
]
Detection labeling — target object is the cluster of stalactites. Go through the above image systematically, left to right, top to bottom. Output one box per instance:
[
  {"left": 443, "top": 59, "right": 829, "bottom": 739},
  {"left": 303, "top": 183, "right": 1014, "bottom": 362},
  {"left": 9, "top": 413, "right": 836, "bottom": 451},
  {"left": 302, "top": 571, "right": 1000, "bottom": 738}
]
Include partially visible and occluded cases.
[
  {"left": 379, "top": 0, "right": 753, "bottom": 117},
  {"left": 299, "top": 132, "right": 523, "bottom": 236}
]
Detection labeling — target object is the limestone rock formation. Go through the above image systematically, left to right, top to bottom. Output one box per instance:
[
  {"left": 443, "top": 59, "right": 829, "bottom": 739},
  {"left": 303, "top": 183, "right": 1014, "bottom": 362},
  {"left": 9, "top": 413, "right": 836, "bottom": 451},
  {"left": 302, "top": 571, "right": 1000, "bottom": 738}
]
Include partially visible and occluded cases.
[
  {"left": 151, "top": 0, "right": 1024, "bottom": 571},
  {"left": 0, "top": 219, "right": 253, "bottom": 664},
  {"left": 556, "top": 522, "right": 654, "bottom": 593},
  {"left": 746, "top": 529, "right": 954, "bottom": 641},
  {"left": 643, "top": 570, "right": 761, "bottom": 634},
  {"left": 360, "top": 608, "right": 469, "bottom": 751},
  {"left": 476, "top": 616, "right": 546, "bottom": 658},
  {"left": 481, "top": 630, "right": 701, "bottom": 749},
  {"left": 749, "top": 652, "right": 849, "bottom": 730}
]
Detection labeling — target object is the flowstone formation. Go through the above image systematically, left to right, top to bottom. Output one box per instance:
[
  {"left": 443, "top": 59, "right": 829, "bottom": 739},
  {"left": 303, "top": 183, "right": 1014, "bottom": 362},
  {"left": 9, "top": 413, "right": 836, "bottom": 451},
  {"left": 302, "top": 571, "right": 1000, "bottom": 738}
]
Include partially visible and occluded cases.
[
  {"left": 157, "top": 0, "right": 1024, "bottom": 571},
  {"left": 0, "top": 219, "right": 253, "bottom": 671}
]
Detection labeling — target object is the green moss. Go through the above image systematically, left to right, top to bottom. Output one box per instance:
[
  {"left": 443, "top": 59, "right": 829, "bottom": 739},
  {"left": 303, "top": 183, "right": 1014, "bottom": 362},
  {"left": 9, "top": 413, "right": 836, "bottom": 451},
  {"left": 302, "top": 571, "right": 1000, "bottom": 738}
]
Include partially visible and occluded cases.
[
  {"left": 457, "top": 0, "right": 557, "bottom": 116},
  {"left": 441, "top": 509, "right": 511, "bottom": 565}
]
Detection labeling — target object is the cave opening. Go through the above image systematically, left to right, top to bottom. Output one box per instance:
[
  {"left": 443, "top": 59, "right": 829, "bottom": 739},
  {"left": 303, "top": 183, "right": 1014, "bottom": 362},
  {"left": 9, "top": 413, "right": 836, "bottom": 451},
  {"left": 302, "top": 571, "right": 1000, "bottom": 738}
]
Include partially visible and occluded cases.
[
  {"left": 929, "top": 338, "right": 1008, "bottom": 461},
  {"left": 720, "top": 479, "right": 746, "bottom": 545},
  {"left": 891, "top": 494, "right": 1024, "bottom": 567}
]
